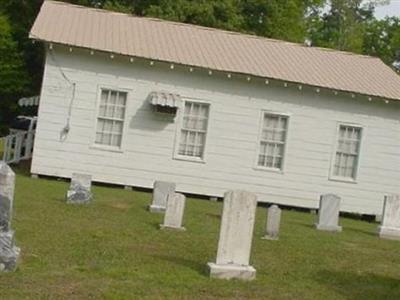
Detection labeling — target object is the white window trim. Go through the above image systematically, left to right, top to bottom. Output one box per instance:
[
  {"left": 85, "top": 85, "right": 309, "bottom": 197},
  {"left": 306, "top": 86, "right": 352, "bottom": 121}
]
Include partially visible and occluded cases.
[
  {"left": 90, "top": 85, "right": 131, "bottom": 152},
  {"left": 173, "top": 98, "right": 211, "bottom": 163},
  {"left": 253, "top": 110, "right": 291, "bottom": 173},
  {"left": 329, "top": 122, "right": 364, "bottom": 183}
]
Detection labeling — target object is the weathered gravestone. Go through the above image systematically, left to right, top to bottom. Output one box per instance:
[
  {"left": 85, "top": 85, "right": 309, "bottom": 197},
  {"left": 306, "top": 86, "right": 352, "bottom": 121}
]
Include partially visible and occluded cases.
[
  {"left": 0, "top": 162, "right": 20, "bottom": 272},
  {"left": 66, "top": 173, "right": 93, "bottom": 204},
  {"left": 149, "top": 181, "right": 175, "bottom": 213},
  {"left": 208, "top": 190, "right": 257, "bottom": 280},
  {"left": 160, "top": 193, "right": 186, "bottom": 231},
  {"left": 315, "top": 194, "right": 342, "bottom": 232},
  {"left": 378, "top": 194, "right": 400, "bottom": 240},
  {"left": 262, "top": 204, "right": 281, "bottom": 240}
]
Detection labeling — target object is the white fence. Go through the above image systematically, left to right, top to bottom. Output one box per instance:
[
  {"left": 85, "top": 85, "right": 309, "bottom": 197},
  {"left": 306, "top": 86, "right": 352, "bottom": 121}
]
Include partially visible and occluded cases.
[{"left": 1, "top": 131, "right": 35, "bottom": 164}]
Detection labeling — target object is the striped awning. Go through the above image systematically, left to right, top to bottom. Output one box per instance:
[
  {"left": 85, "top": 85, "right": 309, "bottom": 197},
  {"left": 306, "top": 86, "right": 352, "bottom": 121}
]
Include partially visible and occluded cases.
[
  {"left": 148, "top": 91, "right": 181, "bottom": 107},
  {"left": 18, "top": 96, "right": 40, "bottom": 107}
]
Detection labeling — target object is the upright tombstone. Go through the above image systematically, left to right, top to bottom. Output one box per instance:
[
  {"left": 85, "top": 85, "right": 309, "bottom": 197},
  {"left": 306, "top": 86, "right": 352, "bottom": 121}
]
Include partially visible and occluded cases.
[
  {"left": 0, "top": 162, "right": 20, "bottom": 272},
  {"left": 66, "top": 173, "right": 93, "bottom": 204},
  {"left": 149, "top": 181, "right": 176, "bottom": 213},
  {"left": 208, "top": 190, "right": 258, "bottom": 281},
  {"left": 160, "top": 193, "right": 186, "bottom": 231},
  {"left": 315, "top": 194, "right": 342, "bottom": 232},
  {"left": 378, "top": 194, "right": 400, "bottom": 240},
  {"left": 262, "top": 205, "right": 281, "bottom": 240}
]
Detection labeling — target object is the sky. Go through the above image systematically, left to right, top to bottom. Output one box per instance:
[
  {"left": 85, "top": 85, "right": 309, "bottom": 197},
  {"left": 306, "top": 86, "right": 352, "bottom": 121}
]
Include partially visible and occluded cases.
[{"left": 374, "top": 0, "right": 400, "bottom": 19}]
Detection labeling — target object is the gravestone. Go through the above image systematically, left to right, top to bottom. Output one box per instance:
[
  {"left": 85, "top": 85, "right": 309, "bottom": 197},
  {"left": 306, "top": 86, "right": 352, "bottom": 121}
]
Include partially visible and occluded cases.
[
  {"left": 0, "top": 162, "right": 20, "bottom": 272},
  {"left": 66, "top": 173, "right": 93, "bottom": 204},
  {"left": 149, "top": 181, "right": 175, "bottom": 213},
  {"left": 208, "top": 190, "right": 257, "bottom": 280},
  {"left": 160, "top": 193, "right": 186, "bottom": 231},
  {"left": 315, "top": 194, "right": 342, "bottom": 232},
  {"left": 378, "top": 194, "right": 400, "bottom": 240},
  {"left": 262, "top": 205, "right": 281, "bottom": 240}
]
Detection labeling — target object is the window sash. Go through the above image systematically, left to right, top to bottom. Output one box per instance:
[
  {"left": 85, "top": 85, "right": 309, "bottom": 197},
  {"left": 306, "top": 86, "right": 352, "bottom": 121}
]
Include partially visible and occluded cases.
[
  {"left": 95, "top": 89, "right": 127, "bottom": 147},
  {"left": 178, "top": 101, "right": 209, "bottom": 159},
  {"left": 258, "top": 114, "right": 288, "bottom": 170},
  {"left": 333, "top": 125, "right": 361, "bottom": 179}
]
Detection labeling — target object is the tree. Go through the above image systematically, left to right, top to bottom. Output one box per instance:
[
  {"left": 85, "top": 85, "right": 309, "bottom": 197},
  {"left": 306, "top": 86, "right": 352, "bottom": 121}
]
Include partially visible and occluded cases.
[
  {"left": 138, "top": 0, "right": 244, "bottom": 32},
  {"left": 242, "top": 0, "right": 323, "bottom": 43},
  {"left": 0, "top": 13, "right": 28, "bottom": 133},
  {"left": 363, "top": 17, "right": 400, "bottom": 66}
]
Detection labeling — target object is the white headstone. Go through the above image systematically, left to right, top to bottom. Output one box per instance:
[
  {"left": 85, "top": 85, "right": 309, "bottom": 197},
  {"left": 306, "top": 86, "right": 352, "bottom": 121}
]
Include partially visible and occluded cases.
[
  {"left": 0, "top": 162, "right": 20, "bottom": 272},
  {"left": 0, "top": 163, "right": 15, "bottom": 232},
  {"left": 66, "top": 173, "right": 93, "bottom": 204},
  {"left": 149, "top": 181, "right": 176, "bottom": 213},
  {"left": 208, "top": 190, "right": 257, "bottom": 280},
  {"left": 160, "top": 193, "right": 186, "bottom": 231},
  {"left": 315, "top": 194, "right": 342, "bottom": 232},
  {"left": 378, "top": 195, "right": 400, "bottom": 240},
  {"left": 262, "top": 205, "right": 281, "bottom": 240}
]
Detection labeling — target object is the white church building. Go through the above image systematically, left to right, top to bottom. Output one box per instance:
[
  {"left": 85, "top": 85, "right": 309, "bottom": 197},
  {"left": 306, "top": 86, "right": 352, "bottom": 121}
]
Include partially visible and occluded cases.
[{"left": 29, "top": 1, "right": 400, "bottom": 215}]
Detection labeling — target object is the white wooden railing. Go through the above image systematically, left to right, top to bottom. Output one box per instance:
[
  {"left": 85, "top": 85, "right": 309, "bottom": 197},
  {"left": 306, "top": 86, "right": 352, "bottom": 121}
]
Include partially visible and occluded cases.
[{"left": 1, "top": 131, "right": 35, "bottom": 164}]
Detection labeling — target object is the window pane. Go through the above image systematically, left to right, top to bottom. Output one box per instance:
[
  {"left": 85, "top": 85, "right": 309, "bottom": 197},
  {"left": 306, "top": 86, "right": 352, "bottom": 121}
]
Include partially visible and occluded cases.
[
  {"left": 100, "top": 90, "right": 108, "bottom": 105},
  {"left": 116, "top": 92, "right": 127, "bottom": 106},
  {"left": 105, "top": 105, "right": 114, "bottom": 118},
  {"left": 115, "top": 107, "right": 125, "bottom": 119},
  {"left": 112, "top": 121, "right": 123, "bottom": 134},
  {"left": 111, "top": 134, "right": 122, "bottom": 146}
]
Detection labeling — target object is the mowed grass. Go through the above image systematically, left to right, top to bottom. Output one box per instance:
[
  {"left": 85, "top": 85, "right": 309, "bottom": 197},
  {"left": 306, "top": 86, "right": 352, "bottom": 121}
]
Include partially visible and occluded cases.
[{"left": 1, "top": 167, "right": 400, "bottom": 299}]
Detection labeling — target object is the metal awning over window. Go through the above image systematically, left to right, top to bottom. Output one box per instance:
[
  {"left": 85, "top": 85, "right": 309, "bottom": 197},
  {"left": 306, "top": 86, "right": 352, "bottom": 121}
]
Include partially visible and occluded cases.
[{"left": 148, "top": 91, "right": 181, "bottom": 108}]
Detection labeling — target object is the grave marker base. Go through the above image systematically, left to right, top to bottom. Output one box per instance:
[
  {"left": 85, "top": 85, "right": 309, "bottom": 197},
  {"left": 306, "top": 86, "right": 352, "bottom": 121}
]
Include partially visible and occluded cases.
[
  {"left": 149, "top": 205, "right": 166, "bottom": 213},
  {"left": 315, "top": 223, "right": 342, "bottom": 232},
  {"left": 159, "top": 224, "right": 186, "bottom": 231},
  {"left": 378, "top": 226, "right": 400, "bottom": 240},
  {"left": 0, "top": 231, "right": 20, "bottom": 272},
  {"left": 207, "top": 262, "right": 256, "bottom": 281}
]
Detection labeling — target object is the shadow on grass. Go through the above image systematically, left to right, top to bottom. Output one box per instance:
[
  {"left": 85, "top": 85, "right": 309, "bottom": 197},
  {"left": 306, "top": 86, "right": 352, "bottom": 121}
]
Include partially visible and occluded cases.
[
  {"left": 205, "top": 213, "right": 221, "bottom": 219},
  {"left": 288, "top": 220, "right": 314, "bottom": 229},
  {"left": 343, "top": 226, "right": 376, "bottom": 237},
  {"left": 151, "top": 254, "right": 207, "bottom": 276},
  {"left": 315, "top": 270, "right": 400, "bottom": 300}
]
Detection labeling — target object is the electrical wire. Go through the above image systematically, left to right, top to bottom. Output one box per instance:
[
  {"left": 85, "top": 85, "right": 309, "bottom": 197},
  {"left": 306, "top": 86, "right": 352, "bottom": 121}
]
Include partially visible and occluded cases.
[{"left": 48, "top": 48, "right": 76, "bottom": 135}]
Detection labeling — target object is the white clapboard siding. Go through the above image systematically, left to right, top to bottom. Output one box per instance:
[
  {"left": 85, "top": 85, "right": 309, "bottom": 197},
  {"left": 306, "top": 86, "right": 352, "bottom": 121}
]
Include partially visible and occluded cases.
[{"left": 31, "top": 47, "right": 400, "bottom": 215}]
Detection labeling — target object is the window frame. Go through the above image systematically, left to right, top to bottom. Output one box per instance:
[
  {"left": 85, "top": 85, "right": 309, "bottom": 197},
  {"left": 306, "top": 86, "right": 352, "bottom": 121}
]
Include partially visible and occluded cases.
[
  {"left": 91, "top": 86, "right": 130, "bottom": 152},
  {"left": 173, "top": 98, "right": 211, "bottom": 163},
  {"left": 254, "top": 110, "right": 291, "bottom": 173},
  {"left": 329, "top": 122, "right": 364, "bottom": 183}
]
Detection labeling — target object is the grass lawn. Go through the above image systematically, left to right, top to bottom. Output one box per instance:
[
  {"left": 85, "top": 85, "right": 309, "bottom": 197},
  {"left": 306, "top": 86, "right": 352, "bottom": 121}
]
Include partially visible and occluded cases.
[{"left": 1, "top": 166, "right": 400, "bottom": 299}]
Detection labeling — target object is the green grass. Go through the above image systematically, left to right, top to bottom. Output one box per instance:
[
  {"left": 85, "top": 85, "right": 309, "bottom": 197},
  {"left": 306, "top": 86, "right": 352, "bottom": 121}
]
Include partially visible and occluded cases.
[{"left": 1, "top": 167, "right": 400, "bottom": 299}]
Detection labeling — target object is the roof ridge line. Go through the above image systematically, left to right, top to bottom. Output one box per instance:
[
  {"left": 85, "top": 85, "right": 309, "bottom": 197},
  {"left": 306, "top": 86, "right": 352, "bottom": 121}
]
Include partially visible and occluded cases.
[{"left": 45, "top": 0, "right": 380, "bottom": 60}]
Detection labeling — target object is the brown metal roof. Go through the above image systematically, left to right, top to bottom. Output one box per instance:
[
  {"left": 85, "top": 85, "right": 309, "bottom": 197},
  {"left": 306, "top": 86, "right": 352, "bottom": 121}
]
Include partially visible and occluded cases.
[{"left": 30, "top": 0, "right": 400, "bottom": 101}]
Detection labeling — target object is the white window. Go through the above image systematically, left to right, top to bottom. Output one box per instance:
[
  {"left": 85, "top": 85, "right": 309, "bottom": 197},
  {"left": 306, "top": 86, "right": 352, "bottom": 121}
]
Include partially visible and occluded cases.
[
  {"left": 95, "top": 89, "right": 127, "bottom": 147},
  {"left": 177, "top": 101, "right": 210, "bottom": 159},
  {"left": 257, "top": 113, "right": 288, "bottom": 170},
  {"left": 332, "top": 125, "right": 362, "bottom": 180}
]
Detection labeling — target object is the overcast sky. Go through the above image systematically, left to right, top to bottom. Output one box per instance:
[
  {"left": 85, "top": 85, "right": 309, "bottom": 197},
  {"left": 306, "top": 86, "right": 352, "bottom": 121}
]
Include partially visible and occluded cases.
[{"left": 375, "top": 0, "right": 400, "bottom": 19}]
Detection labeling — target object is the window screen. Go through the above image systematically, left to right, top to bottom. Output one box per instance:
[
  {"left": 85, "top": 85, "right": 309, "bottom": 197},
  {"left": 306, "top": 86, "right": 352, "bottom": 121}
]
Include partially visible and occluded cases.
[
  {"left": 95, "top": 89, "right": 127, "bottom": 147},
  {"left": 178, "top": 101, "right": 209, "bottom": 159},
  {"left": 258, "top": 113, "right": 288, "bottom": 170},
  {"left": 333, "top": 125, "right": 362, "bottom": 179}
]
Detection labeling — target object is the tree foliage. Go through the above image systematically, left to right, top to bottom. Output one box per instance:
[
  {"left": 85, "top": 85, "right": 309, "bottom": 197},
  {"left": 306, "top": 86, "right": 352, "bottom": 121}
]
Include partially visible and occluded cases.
[{"left": 0, "top": 13, "right": 29, "bottom": 133}]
